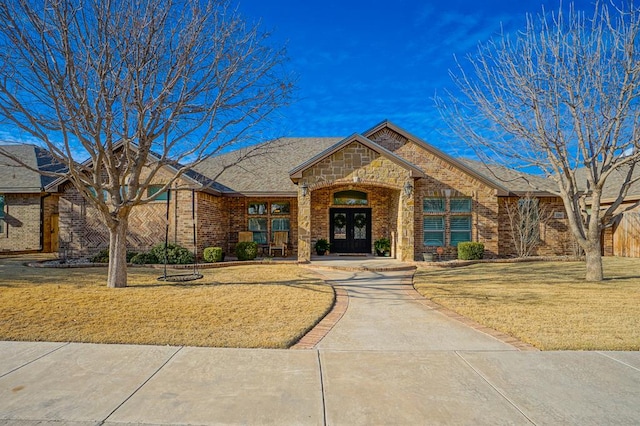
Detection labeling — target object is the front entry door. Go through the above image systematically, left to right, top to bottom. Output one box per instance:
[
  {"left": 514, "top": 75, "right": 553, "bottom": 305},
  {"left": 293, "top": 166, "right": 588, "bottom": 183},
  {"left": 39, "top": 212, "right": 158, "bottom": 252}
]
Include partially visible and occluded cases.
[{"left": 330, "top": 208, "right": 372, "bottom": 254}]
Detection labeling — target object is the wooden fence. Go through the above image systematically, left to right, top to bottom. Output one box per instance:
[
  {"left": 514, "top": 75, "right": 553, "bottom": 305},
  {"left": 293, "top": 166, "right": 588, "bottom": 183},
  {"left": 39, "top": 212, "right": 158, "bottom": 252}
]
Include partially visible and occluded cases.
[{"left": 613, "top": 211, "right": 640, "bottom": 258}]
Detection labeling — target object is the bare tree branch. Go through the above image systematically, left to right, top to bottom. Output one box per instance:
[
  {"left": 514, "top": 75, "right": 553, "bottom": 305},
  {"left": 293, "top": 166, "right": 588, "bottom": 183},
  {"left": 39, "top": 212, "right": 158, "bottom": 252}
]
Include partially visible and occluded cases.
[
  {"left": 0, "top": 0, "right": 293, "bottom": 287},
  {"left": 437, "top": 1, "right": 640, "bottom": 280}
]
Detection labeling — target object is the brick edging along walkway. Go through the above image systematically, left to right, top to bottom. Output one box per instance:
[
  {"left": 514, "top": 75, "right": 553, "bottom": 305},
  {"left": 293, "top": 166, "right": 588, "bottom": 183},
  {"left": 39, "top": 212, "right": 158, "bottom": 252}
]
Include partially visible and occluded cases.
[{"left": 290, "top": 285, "right": 349, "bottom": 350}]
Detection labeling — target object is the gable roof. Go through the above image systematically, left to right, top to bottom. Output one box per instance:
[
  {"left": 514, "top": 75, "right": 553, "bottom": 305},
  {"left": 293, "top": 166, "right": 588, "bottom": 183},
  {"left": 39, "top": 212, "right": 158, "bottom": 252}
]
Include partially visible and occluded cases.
[
  {"left": 363, "top": 120, "right": 513, "bottom": 196},
  {"left": 194, "top": 121, "right": 557, "bottom": 197},
  {"left": 288, "top": 133, "right": 426, "bottom": 181},
  {"left": 44, "top": 141, "right": 220, "bottom": 195},
  {"left": 0, "top": 144, "right": 63, "bottom": 193},
  {"left": 575, "top": 164, "right": 640, "bottom": 203}
]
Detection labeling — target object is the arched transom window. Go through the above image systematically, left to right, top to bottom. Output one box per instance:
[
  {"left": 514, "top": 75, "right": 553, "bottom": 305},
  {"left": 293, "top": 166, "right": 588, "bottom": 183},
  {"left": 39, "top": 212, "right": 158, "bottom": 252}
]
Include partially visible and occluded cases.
[{"left": 334, "top": 190, "right": 368, "bottom": 205}]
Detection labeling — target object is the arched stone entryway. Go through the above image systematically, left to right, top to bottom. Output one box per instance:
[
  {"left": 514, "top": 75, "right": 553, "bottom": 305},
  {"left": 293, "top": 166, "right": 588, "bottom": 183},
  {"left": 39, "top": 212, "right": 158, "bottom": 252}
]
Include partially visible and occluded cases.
[{"left": 290, "top": 134, "right": 424, "bottom": 263}]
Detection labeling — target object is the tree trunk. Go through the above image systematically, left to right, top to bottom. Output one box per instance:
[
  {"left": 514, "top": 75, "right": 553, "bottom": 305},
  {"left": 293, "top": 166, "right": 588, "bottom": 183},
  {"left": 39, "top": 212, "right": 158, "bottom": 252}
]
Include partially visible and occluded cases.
[
  {"left": 107, "top": 218, "right": 129, "bottom": 288},
  {"left": 584, "top": 245, "right": 604, "bottom": 282}
]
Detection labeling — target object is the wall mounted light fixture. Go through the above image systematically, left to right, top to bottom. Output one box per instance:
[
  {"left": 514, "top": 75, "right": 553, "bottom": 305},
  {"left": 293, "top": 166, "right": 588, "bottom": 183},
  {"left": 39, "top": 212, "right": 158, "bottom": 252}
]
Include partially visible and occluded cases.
[
  {"left": 403, "top": 181, "right": 413, "bottom": 197},
  {"left": 301, "top": 182, "right": 309, "bottom": 197}
]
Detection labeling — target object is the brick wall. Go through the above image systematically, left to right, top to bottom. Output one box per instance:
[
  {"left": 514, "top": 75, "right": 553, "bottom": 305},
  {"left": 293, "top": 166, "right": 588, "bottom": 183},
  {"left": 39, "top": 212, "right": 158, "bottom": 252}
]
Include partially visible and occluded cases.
[
  {"left": 389, "top": 141, "right": 500, "bottom": 259},
  {"left": 59, "top": 183, "right": 190, "bottom": 259},
  {"left": 308, "top": 184, "right": 396, "bottom": 254},
  {"left": 196, "top": 192, "right": 229, "bottom": 255},
  {"left": 0, "top": 193, "right": 44, "bottom": 252},
  {"left": 41, "top": 194, "right": 59, "bottom": 252},
  {"left": 497, "top": 197, "right": 577, "bottom": 257}
]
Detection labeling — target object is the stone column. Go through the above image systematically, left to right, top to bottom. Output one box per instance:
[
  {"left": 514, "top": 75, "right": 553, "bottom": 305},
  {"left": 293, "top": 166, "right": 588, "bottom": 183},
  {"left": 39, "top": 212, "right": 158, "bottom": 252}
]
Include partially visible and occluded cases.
[
  {"left": 397, "top": 179, "right": 415, "bottom": 261},
  {"left": 297, "top": 182, "right": 311, "bottom": 263}
]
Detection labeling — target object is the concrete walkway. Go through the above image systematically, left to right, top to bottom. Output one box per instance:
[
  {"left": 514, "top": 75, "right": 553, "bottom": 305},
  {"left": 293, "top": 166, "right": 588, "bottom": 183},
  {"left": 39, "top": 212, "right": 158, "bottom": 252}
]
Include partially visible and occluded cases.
[{"left": 1, "top": 258, "right": 639, "bottom": 425}]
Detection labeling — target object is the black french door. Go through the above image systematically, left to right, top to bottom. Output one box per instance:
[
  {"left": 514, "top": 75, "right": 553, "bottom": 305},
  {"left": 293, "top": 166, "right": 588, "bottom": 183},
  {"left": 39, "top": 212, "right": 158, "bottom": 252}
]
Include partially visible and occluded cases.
[{"left": 330, "top": 208, "right": 372, "bottom": 254}]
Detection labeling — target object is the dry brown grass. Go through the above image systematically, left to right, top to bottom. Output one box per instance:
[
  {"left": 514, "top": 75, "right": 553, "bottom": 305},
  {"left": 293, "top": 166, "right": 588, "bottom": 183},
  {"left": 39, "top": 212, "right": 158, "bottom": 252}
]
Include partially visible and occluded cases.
[
  {"left": 0, "top": 255, "right": 334, "bottom": 348},
  {"left": 414, "top": 257, "right": 640, "bottom": 350}
]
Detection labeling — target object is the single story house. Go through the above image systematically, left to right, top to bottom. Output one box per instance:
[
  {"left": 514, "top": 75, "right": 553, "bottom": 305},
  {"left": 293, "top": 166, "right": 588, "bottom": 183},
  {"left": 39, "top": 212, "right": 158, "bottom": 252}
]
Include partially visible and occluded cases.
[{"left": 3, "top": 120, "right": 639, "bottom": 260}]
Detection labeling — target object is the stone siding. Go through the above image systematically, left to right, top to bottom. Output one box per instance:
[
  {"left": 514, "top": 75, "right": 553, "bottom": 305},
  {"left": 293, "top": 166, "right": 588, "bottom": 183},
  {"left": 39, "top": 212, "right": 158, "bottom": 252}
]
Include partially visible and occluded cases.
[{"left": 299, "top": 140, "right": 414, "bottom": 261}]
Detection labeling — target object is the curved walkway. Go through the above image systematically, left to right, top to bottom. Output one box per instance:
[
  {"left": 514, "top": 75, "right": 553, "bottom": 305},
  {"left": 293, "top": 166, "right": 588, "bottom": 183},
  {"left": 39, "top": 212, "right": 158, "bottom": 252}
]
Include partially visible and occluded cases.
[{"left": 297, "top": 267, "right": 516, "bottom": 351}]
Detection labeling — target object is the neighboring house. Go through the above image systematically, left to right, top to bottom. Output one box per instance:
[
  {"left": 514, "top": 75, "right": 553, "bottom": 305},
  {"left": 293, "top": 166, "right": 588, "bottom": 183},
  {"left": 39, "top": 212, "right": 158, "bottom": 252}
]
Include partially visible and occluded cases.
[
  {"left": 3, "top": 120, "right": 639, "bottom": 260},
  {"left": 0, "top": 144, "right": 61, "bottom": 253}
]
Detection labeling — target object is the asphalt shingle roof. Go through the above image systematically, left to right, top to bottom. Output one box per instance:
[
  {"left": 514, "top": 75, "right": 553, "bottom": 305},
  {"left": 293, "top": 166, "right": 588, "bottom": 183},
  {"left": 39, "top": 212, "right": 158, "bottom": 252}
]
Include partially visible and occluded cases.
[
  {"left": 194, "top": 137, "right": 343, "bottom": 194},
  {"left": 0, "top": 144, "right": 62, "bottom": 193},
  {"left": 457, "top": 159, "right": 558, "bottom": 194}
]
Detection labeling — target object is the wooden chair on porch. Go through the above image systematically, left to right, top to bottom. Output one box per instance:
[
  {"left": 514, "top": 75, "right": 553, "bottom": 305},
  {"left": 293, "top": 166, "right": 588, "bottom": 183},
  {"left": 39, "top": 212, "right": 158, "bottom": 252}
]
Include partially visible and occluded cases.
[
  {"left": 238, "top": 231, "right": 253, "bottom": 243},
  {"left": 269, "top": 231, "right": 289, "bottom": 257}
]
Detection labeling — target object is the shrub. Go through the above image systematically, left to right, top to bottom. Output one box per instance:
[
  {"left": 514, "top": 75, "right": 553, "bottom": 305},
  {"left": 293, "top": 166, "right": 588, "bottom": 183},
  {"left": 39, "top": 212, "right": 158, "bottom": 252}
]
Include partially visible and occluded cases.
[
  {"left": 374, "top": 237, "right": 391, "bottom": 255},
  {"left": 314, "top": 239, "right": 330, "bottom": 254},
  {"left": 235, "top": 241, "right": 258, "bottom": 261},
  {"left": 457, "top": 242, "right": 485, "bottom": 260},
  {"left": 150, "top": 243, "right": 195, "bottom": 264},
  {"left": 203, "top": 247, "right": 224, "bottom": 263},
  {"left": 90, "top": 249, "right": 109, "bottom": 263},
  {"left": 91, "top": 249, "right": 141, "bottom": 263},
  {"left": 126, "top": 251, "right": 139, "bottom": 262},
  {"left": 130, "top": 252, "right": 158, "bottom": 264}
]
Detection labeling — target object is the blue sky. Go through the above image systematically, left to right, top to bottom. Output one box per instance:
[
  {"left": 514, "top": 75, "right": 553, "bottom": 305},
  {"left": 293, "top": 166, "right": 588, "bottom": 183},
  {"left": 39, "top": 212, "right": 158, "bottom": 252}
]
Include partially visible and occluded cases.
[{"left": 238, "top": 0, "right": 593, "bottom": 156}]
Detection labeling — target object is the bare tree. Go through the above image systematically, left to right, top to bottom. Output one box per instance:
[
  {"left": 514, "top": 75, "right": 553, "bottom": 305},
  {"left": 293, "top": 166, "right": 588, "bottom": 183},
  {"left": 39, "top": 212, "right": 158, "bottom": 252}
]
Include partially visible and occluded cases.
[
  {"left": 0, "top": 0, "right": 292, "bottom": 287},
  {"left": 438, "top": 1, "right": 640, "bottom": 281},
  {"left": 504, "top": 194, "right": 554, "bottom": 258}
]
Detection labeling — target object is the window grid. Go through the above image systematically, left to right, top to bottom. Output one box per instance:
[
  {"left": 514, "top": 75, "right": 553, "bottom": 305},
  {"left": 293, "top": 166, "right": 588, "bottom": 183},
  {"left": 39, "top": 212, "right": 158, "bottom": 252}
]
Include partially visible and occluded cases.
[
  {"left": 147, "top": 185, "right": 169, "bottom": 201},
  {"left": 422, "top": 197, "right": 473, "bottom": 247},
  {"left": 247, "top": 201, "right": 292, "bottom": 244},
  {"left": 423, "top": 216, "right": 445, "bottom": 246}
]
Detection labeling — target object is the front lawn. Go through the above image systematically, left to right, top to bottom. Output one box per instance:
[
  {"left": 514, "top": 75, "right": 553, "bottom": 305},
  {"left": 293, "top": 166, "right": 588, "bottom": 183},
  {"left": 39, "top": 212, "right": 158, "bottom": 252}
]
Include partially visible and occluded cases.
[
  {"left": 0, "top": 256, "right": 334, "bottom": 348},
  {"left": 414, "top": 257, "right": 640, "bottom": 350}
]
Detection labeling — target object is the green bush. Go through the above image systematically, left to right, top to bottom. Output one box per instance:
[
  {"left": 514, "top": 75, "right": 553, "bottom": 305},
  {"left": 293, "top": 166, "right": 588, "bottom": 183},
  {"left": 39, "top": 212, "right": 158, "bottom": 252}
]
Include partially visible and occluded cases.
[
  {"left": 374, "top": 237, "right": 391, "bottom": 255},
  {"left": 235, "top": 241, "right": 258, "bottom": 261},
  {"left": 457, "top": 242, "right": 485, "bottom": 260},
  {"left": 150, "top": 243, "right": 195, "bottom": 264},
  {"left": 203, "top": 247, "right": 225, "bottom": 263},
  {"left": 90, "top": 249, "right": 109, "bottom": 263},
  {"left": 91, "top": 249, "right": 141, "bottom": 263},
  {"left": 126, "top": 251, "right": 139, "bottom": 262},
  {"left": 130, "top": 252, "right": 159, "bottom": 264}
]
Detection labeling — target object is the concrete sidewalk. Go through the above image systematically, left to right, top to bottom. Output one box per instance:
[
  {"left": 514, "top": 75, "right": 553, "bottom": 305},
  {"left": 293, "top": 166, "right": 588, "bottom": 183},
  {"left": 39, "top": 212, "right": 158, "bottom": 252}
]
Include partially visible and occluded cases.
[
  {"left": 1, "top": 261, "right": 639, "bottom": 425},
  {"left": 1, "top": 342, "right": 639, "bottom": 425}
]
